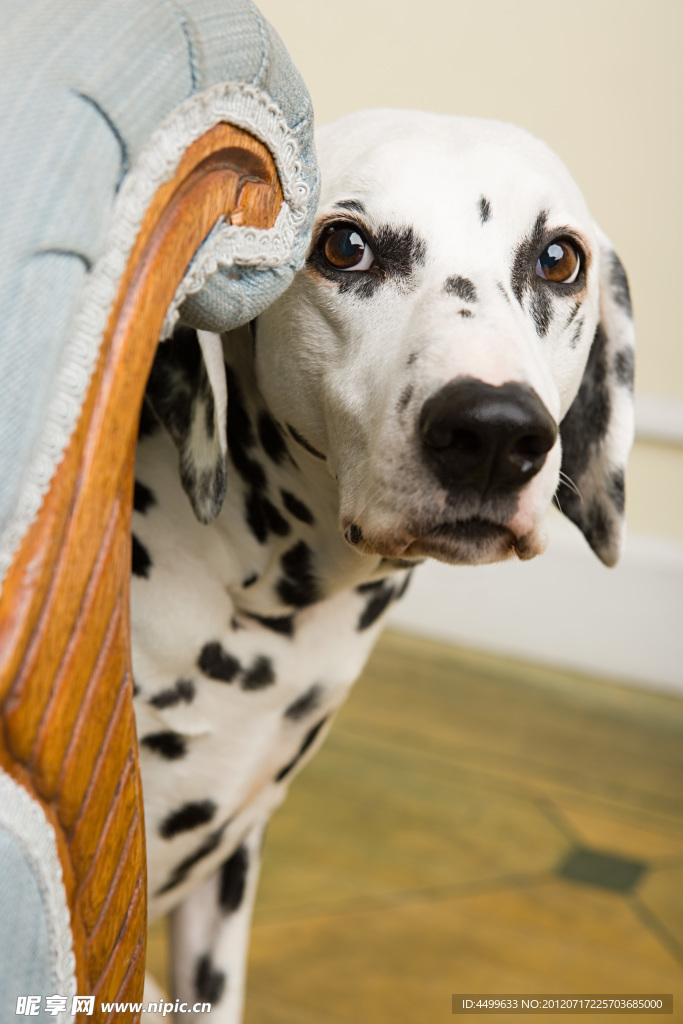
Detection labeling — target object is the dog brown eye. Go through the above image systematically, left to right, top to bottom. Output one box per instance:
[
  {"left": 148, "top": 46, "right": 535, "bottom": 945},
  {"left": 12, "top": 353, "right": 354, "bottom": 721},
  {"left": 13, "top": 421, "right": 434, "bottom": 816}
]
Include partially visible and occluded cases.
[
  {"left": 322, "top": 224, "right": 374, "bottom": 271},
  {"left": 536, "top": 240, "right": 580, "bottom": 283}
]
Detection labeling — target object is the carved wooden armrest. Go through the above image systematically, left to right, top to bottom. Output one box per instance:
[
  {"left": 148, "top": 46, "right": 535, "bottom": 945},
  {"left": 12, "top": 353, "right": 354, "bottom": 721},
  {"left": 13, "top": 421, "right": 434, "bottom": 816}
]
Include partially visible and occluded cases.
[{"left": 0, "top": 124, "right": 282, "bottom": 1023}]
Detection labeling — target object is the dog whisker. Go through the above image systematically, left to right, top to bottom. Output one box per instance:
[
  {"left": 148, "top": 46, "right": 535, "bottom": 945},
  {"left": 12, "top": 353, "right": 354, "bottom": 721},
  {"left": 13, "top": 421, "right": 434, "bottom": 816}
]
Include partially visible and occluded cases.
[{"left": 559, "top": 470, "right": 583, "bottom": 502}]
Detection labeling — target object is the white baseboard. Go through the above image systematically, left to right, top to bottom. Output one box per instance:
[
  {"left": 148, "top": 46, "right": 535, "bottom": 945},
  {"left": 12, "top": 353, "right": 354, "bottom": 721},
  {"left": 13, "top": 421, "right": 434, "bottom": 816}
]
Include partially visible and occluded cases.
[
  {"left": 635, "top": 392, "right": 683, "bottom": 446},
  {"left": 386, "top": 510, "right": 683, "bottom": 695}
]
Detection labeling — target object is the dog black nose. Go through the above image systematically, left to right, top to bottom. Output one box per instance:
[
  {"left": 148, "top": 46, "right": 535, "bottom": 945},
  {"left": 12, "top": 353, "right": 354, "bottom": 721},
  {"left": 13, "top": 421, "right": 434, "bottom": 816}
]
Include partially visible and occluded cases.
[{"left": 419, "top": 377, "right": 557, "bottom": 494}]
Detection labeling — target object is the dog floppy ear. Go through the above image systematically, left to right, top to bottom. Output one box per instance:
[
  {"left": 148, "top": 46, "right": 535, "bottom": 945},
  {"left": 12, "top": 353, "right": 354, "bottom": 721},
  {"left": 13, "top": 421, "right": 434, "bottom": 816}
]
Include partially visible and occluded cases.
[
  {"left": 557, "top": 228, "right": 635, "bottom": 566},
  {"left": 144, "top": 323, "right": 228, "bottom": 523}
]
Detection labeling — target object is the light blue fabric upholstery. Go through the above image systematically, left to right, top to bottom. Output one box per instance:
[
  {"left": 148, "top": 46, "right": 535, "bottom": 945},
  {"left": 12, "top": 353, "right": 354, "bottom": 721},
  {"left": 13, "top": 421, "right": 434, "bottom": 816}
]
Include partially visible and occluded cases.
[
  {"left": 0, "top": 0, "right": 319, "bottom": 574},
  {"left": 0, "top": 769, "right": 76, "bottom": 1021},
  {"left": 0, "top": 828, "right": 53, "bottom": 1017}
]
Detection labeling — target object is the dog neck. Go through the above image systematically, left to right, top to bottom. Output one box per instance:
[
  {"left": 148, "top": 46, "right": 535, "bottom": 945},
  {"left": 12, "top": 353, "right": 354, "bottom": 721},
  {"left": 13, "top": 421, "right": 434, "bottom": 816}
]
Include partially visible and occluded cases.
[{"left": 216, "top": 326, "right": 405, "bottom": 622}]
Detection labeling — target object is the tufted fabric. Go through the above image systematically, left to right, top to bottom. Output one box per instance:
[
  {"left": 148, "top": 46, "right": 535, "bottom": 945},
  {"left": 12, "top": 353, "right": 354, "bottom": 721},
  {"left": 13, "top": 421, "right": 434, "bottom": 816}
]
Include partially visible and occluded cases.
[{"left": 0, "top": 0, "right": 319, "bottom": 588}]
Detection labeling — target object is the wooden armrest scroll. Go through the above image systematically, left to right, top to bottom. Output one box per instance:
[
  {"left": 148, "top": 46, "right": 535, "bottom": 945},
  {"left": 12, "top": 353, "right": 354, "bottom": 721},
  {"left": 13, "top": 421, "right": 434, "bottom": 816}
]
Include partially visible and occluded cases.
[{"left": 0, "top": 124, "right": 282, "bottom": 1023}]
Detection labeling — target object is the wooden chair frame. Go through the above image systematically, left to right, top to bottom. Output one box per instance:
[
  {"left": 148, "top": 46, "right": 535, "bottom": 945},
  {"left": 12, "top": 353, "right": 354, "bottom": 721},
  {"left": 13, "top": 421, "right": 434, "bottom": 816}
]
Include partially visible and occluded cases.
[{"left": 0, "top": 123, "right": 282, "bottom": 1023}]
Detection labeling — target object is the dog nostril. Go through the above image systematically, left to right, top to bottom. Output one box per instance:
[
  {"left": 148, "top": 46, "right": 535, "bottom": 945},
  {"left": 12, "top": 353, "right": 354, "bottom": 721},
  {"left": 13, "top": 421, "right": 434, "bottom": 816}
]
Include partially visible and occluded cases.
[
  {"left": 425, "top": 422, "right": 451, "bottom": 450},
  {"left": 512, "top": 433, "right": 555, "bottom": 458},
  {"left": 345, "top": 523, "right": 363, "bottom": 545}
]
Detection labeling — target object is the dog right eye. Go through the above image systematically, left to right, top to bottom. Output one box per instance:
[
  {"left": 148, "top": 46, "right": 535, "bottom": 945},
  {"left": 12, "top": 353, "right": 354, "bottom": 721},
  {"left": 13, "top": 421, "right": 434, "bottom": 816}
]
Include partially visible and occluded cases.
[{"left": 322, "top": 224, "right": 374, "bottom": 271}]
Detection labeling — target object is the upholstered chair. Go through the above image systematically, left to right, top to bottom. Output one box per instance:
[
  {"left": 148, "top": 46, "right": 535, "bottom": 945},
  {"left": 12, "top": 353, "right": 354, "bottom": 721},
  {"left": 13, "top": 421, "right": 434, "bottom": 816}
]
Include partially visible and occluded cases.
[{"left": 0, "top": 2, "right": 318, "bottom": 1019}]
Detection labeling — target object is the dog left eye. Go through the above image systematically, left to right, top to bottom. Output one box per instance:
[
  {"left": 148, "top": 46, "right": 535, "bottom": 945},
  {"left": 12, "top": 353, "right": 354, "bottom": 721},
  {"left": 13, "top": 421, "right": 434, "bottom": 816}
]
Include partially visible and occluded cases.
[
  {"left": 322, "top": 224, "right": 374, "bottom": 271},
  {"left": 536, "top": 240, "right": 580, "bottom": 284}
]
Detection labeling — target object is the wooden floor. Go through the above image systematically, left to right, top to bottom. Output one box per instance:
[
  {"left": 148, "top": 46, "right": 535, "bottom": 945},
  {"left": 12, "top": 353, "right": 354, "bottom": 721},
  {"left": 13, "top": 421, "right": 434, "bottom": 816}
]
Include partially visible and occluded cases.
[{"left": 148, "top": 631, "right": 683, "bottom": 1022}]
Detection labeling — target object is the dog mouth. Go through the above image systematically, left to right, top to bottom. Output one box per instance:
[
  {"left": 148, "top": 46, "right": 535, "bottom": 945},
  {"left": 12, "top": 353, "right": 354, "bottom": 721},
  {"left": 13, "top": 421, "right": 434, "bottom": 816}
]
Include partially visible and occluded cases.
[
  {"left": 346, "top": 515, "right": 540, "bottom": 565},
  {"left": 403, "top": 516, "right": 518, "bottom": 563},
  {"left": 425, "top": 517, "right": 510, "bottom": 542}
]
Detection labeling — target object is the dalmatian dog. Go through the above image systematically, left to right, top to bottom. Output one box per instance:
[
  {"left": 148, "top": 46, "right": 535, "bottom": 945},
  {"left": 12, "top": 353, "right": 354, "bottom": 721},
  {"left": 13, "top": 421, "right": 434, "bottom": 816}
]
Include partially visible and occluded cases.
[{"left": 132, "top": 109, "right": 635, "bottom": 1021}]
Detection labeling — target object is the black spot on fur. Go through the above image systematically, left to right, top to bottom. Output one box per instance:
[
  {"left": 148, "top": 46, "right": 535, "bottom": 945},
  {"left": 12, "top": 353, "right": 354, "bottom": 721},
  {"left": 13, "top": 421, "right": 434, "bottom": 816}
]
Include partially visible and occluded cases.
[
  {"left": 479, "top": 196, "right": 492, "bottom": 223},
  {"left": 334, "top": 198, "right": 366, "bottom": 215},
  {"left": 511, "top": 211, "right": 548, "bottom": 305},
  {"left": 310, "top": 222, "right": 426, "bottom": 299},
  {"left": 609, "top": 251, "right": 632, "bottom": 316},
  {"left": 444, "top": 275, "right": 477, "bottom": 303},
  {"left": 531, "top": 288, "right": 554, "bottom": 337},
  {"left": 566, "top": 301, "right": 582, "bottom": 329},
  {"left": 458, "top": 309, "right": 473, "bottom": 319},
  {"left": 569, "top": 317, "right": 584, "bottom": 349},
  {"left": 558, "top": 323, "right": 614, "bottom": 547},
  {"left": 144, "top": 324, "right": 226, "bottom": 523},
  {"left": 561, "top": 324, "right": 611, "bottom": 468},
  {"left": 147, "top": 325, "right": 201, "bottom": 425},
  {"left": 614, "top": 348, "right": 634, "bottom": 391},
  {"left": 406, "top": 352, "right": 418, "bottom": 366},
  {"left": 225, "top": 364, "right": 266, "bottom": 490},
  {"left": 203, "top": 383, "right": 215, "bottom": 439},
  {"left": 397, "top": 385, "right": 414, "bottom": 413},
  {"left": 258, "top": 412, "right": 289, "bottom": 466},
  {"left": 286, "top": 423, "right": 326, "bottom": 460},
  {"left": 608, "top": 468, "right": 625, "bottom": 515},
  {"left": 133, "top": 480, "right": 156, "bottom": 514},
  {"left": 281, "top": 489, "right": 314, "bottom": 525},
  {"left": 246, "top": 491, "right": 291, "bottom": 544},
  {"left": 245, "top": 495, "right": 267, "bottom": 544},
  {"left": 264, "top": 498, "right": 291, "bottom": 535},
  {"left": 583, "top": 499, "right": 612, "bottom": 552},
  {"left": 131, "top": 534, "right": 152, "bottom": 578},
  {"left": 276, "top": 541, "right": 320, "bottom": 608},
  {"left": 242, "top": 573, "right": 259, "bottom": 588},
  {"left": 356, "top": 579, "right": 387, "bottom": 594},
  {"left": 358, "top": 584, "right": 395, "bottom": 631},
  {"left": 244, "top": 611, "right": 296, "bottom": 637},
  {"left": 198, "top": 642, "right": 241, "bottom": 682},
  {"left": 241, "top": 656, "right": 275, "bottom": 691},
  {"left": 149, "top": 678, "right": 195, "bottom": 708},
  {"left": 132, "top": 680, "right": 140, "bottom": 697},
  {"left": 285, "top": 684, "right": 323, "bottom": 721},
  {"left": 275, "top": 717, "right": 329, "bottom": 782},
  {"left": 141, "top": 731, "right": 187, "bottom": 760},
  {"left": 160, "top": 800, "right": 217, "bottom": 839},
  {"left": 156, "top": 821, "right": 230, "bottom": 894},
  {"left": 219, "top": 845, "right": 249, "bottom": 913},
  {"left": 195, "top": 955, "right": 226, "bottom": 1004}
]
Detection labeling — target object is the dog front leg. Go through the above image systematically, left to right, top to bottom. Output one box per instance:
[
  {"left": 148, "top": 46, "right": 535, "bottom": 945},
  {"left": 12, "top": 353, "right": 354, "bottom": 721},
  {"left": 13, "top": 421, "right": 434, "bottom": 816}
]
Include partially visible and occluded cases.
[{"left": 168, "top": 819, "right": 267, "bottom": 1023}]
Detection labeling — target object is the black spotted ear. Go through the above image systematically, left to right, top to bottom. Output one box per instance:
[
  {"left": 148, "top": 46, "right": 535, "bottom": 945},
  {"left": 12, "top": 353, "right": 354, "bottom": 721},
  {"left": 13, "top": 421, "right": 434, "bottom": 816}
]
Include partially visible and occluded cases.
[
  {"left": 557, "top": 228, "right": 635, "bottom": 566},
  {"left": 145, "top": 324, "right": 228, "bottom": 523}
]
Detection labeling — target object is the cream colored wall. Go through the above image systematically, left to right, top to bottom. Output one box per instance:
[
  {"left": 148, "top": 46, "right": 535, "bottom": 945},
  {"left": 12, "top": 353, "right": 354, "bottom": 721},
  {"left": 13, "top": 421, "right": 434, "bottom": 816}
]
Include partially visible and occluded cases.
[{"left": 258, "top": 0, "right": 683, "bottom": 541}]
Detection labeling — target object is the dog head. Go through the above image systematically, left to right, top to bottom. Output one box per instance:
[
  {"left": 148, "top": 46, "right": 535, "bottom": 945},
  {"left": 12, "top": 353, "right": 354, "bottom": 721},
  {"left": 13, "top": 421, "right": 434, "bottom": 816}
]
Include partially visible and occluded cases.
[{"left": 255, "top": 109, "right": 635, "bottom": 567}]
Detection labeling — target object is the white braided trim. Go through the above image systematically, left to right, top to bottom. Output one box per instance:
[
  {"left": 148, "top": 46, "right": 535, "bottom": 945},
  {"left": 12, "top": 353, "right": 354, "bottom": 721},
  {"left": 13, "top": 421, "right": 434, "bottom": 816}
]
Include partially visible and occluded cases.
[
  {"left": 0, "top": 82, "right": 308, "bottom": 589},
  {"left": 160, "top": 200, "right": 293, "bottom": 340},
  {"left": 0, "top": 770, "right": 76, "bottom": 1018}
]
